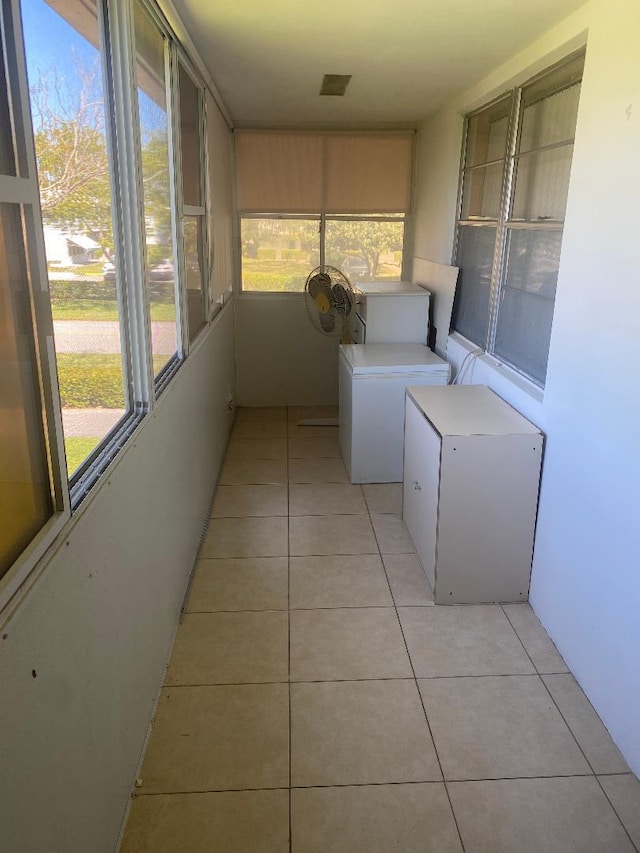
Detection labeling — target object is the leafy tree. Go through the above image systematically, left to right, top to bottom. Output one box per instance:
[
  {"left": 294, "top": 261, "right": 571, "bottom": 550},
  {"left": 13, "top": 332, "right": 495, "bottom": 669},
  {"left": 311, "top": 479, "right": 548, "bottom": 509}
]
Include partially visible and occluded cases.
[
  {"left": 30, "top": 62, "right": 113, "bottom": 250},
  {"left": 139, "top": 130, "right": 173, "bottom": 266},
  {"left": 325, "top": 220, "right": 403, "bottom": 278}
]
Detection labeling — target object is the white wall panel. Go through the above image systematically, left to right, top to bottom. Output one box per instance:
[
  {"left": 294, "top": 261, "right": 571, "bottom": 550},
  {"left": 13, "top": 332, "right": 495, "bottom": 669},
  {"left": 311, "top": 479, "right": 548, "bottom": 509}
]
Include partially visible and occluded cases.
[
  {"left": 235, "top": 295, "right": 339, "bottom": 406},
  {"left": 0, "top": 304, "right": 235, "bottom": 852}
]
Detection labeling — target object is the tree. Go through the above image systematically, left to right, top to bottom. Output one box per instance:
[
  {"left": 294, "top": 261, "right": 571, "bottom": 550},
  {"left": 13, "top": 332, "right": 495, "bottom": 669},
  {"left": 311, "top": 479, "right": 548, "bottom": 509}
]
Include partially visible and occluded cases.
[
  {"left": 30, "top": 62, "right": 113, "bottom": 249},
  {"left": 139, "top": 130, "right": 173, "bottom": 266},
  {"left": 325, "top": 220, "right": 404, "bottom": 278}
]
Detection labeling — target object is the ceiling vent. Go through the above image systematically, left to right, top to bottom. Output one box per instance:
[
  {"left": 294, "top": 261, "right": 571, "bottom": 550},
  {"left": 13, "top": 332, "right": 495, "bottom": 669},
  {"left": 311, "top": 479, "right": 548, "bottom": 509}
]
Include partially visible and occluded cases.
[{"left": 320, "top": 74, "right": 352, "bottom": 96}]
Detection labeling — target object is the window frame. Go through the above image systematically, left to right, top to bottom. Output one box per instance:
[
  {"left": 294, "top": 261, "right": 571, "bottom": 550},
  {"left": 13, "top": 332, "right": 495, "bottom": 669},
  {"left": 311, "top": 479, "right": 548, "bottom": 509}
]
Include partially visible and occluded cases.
[
  {"left": 0, "top": 0, "right": 71, "bottom": 608},
  {"left": 1, "top": 0, "right": 214, "bottom": 612},
  {"left": 173, "top": 49, "right": 210, "bottom": 343},
  {"left": 452, "top": 50, "right": 584, "bottom": 387},
  {"left": 238, "top": 212, "right": 408, "bottom": 293}
]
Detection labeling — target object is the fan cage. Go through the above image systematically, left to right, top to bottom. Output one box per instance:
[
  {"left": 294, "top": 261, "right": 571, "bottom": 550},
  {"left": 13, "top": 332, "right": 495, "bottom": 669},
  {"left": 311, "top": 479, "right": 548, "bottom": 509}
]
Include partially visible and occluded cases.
[{"left": 304, "top": 265, "right": 357, "bottom": 341}]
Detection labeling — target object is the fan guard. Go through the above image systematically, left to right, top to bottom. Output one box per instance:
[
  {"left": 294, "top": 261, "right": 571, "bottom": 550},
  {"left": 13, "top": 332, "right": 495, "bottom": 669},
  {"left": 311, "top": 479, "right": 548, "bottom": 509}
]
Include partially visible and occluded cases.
[{"left": 304, "top": 265, "right": 356, "bottom": 342}]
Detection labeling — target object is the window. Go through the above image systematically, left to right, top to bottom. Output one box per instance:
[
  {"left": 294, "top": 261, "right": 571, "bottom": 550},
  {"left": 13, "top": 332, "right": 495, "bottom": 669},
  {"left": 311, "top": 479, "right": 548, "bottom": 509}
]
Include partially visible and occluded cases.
[
  {"left": 1, "top": 0, "right": 213, "bottom": 599},
  {"left": 22, "top": 0, "right": 131, "bottom": 477},
  {"left": 133, "top": 0, "right": 179, "bottom": 374},
  {"left": 1, "top": 3, "right": 62, "bottom": 583},
  {"left": 452, "top": 53, "right": 584, "bottom": 385},
  {"left": 177, "top": 59, "right": 208, "bottom": 341},
  {"left": 236, "top": 131, "right": 413, "bottom": 291},
  {"left": 0, "top": 204, "right": 56, "bottom": 579},
  {"left": 240, "top": 214, "right": 405, "bottom": 291},
  {"left": 241, "top": 217, "right": 320, "bottom": 292}
]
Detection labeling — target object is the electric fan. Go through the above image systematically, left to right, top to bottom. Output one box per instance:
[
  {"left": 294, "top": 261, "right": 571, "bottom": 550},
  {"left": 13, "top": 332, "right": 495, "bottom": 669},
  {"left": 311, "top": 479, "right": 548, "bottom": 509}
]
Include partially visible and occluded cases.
[
  {"left": 301, "top": 265, "right": 356, "bottom": 428},
  {"left": 304, "top": 265, "right": 356, "bottom": 344}
]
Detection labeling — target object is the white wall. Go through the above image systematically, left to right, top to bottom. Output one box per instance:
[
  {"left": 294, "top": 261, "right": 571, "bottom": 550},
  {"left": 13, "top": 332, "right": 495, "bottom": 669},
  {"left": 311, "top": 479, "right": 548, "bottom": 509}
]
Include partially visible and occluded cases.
[
  {"left": 413, "top": 0, "right": 640, "bottom": 774},
  {"left": 235, "top": 295, "right": 339, "bottom": 406},
  {"left": 0, "top": 305, "right": 236, "bottom": 853}
]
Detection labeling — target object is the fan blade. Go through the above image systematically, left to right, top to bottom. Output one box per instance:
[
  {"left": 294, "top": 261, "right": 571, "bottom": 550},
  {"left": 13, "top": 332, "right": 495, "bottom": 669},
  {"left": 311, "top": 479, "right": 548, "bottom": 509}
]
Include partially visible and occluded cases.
[
  {"left": 308, "top": 272, "right": 331, "bottom": 299},
  {"left": 331, "top": 282, "right": 353, "bottom": 316},
  {"left": 319, "top": 310, "right": 335, "bottom": 333}
]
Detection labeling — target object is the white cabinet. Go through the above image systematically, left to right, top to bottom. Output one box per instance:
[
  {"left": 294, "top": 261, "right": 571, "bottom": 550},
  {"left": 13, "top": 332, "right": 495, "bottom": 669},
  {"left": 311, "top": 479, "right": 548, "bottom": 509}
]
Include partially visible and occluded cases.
[
  {"left": 355, "top": 281, "right": 430, "bottom": 344},
  {"left": 403, "top": 385, "right": 543, "bottom": 604}
]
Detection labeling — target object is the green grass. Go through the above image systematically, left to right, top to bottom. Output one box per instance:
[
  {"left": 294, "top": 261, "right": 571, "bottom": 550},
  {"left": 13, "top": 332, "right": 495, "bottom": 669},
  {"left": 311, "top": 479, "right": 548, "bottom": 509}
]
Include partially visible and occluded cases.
[
  {"left": 240, "top": 257, "right": 402, "bottom": 291},
  {"left": 241, "top": 258, "right": 310, "bottom": 292},
  {"left": 49, "top": 263, "right": 103, "bottom": 277},
  {"left": 51, "top": 299, "right": 176, "bottom": 322},
  {"left": 57, "top": 353, "right": 168, "bottom": 408},
  {"left": 57, "top": 354, "right": 127, "bottom": 408},
  {"left": 65, "top": 436, "right": 100, "bottom": 474}
]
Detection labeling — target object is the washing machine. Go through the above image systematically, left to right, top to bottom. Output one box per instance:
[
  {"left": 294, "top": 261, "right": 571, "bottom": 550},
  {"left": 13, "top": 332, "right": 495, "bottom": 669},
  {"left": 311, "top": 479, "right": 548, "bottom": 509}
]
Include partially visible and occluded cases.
[{"left": 339, "top": 343, "right": 450, "bottom": 483}]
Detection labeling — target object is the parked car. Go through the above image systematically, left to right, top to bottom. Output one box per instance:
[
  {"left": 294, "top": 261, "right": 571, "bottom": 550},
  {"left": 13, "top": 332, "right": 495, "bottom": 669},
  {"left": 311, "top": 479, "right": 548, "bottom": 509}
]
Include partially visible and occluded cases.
[
  {"left": 341, "top": 255, "right": 368, "bottom": 279},
  {"left": 148, "top": 259, "right": 174, "bottom": 282},
  {"left": 102, "top": 260, "right": 116, "bottom": 282}
]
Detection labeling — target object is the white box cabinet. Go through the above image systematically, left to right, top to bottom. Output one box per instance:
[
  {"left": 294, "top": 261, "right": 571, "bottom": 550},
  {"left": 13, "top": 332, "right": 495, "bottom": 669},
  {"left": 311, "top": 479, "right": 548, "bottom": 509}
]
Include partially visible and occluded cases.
[
  {"left": 355, "top": 281, "right": 430, "bottom": 344},
  {"left": 339, "top": 344, "right": 449, "bottom": 483},
  {"left": 403, "top": 385, "right": 543, "bottom": 604}
]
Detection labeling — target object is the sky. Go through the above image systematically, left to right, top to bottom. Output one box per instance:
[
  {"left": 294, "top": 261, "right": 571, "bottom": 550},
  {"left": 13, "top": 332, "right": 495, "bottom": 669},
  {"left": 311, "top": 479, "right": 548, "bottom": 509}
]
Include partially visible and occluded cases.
[
  {"left": 21, "top": 0, "right": 164, "bottom": 135},
  {"left": 21, "top": 0, "right": 99, "bottom": 122}
]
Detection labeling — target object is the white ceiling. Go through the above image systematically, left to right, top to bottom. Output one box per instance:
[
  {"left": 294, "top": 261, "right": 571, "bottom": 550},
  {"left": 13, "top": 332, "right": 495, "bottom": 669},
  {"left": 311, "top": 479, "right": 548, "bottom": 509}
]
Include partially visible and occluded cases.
[{"left": 171, "top": 0, "right": 586, "bottom": 127}]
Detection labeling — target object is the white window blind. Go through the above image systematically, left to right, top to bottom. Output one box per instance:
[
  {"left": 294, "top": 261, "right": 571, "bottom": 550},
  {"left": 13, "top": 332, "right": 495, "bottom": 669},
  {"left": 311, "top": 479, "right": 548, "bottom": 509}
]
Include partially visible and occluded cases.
[{"left": 235, "top": 130, "right": 414, "bottom": 213}]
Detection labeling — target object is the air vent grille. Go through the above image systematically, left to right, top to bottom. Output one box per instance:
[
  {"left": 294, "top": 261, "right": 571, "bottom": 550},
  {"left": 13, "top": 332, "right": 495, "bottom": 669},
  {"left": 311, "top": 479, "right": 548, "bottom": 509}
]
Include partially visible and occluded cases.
[{"left": 320, "top": 74, "right": 352, "bottom": 96}]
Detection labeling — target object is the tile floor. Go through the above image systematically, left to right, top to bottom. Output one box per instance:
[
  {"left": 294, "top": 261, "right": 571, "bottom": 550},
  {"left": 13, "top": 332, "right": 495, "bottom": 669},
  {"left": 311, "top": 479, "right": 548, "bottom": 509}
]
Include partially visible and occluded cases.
[{"left": 121, "top": 406, "right": 640, "bottom": 853}]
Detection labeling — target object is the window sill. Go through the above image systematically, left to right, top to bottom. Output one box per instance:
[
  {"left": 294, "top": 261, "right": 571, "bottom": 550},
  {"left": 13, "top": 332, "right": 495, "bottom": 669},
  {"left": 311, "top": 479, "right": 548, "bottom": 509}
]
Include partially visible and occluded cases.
[
  {"left": 237, "top": 291, "right": 305, "bottom": 300},
  {"left": 447, "top": 332, "right": 544, "bottom": 422}
]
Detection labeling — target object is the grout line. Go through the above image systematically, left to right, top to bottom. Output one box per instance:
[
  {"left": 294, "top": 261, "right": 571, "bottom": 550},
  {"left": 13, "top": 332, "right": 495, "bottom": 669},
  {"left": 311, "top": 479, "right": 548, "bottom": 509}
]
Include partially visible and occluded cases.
[
  {"left": 286, "top": 408, "right": 293, "bottom": 853},
  {"left": 367, "top": 492, "right": 467, "bottom": 853},
  {"left": 211, "top": 512, "right": 370, "bottom": 519},
  {"left": 501, "top": 604, "right": 638, "bottom": 851},
  {"left": 186, "top": 608, "right": 290, "bottom": 614},
  {"left": 162, "top": 673, "right": 575, "bottom": 689},
  {"left": 163, "top": 677, "right": 417, "bottom": 689},
  {"left": 133, "top": 771, "right": 614, "bottom": 799}
]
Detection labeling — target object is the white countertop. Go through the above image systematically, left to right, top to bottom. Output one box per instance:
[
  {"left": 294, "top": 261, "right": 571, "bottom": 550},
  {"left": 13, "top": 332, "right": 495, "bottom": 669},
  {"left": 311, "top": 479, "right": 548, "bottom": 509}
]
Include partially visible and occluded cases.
[
  {"left": 355, "top": 281, "right": 431, "bottom": 297},
  {"left": 340, "top": 344, "right": 448, "bottom": 374},
  {"left": 407, "top": 384, "right": 542, "bottom": 436}
]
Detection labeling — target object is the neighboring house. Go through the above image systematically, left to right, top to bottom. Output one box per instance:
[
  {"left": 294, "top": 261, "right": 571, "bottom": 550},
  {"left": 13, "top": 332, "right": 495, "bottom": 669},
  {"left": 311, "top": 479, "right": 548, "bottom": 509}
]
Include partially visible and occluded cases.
[{"left": 42, "top": 225, "right": 101, "bottom": 266}]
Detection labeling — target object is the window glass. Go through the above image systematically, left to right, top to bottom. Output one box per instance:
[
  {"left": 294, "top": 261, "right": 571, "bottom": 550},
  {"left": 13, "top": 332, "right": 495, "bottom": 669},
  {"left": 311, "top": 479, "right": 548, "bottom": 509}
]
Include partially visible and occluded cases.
[
  {"left": 22, "top": 0, "right": 128, "bottom": 477},
  {"left": 134, "top": 0, "right": 178, "bottom": 372},
  {"left": 0, "top": 37, "right": 16, "bottom": 175},
  {"left": 178, "top": 62, "right": 206, "bottom": 340},
  {"left": 178, "top": 63, "right": 201, "bottom": 208},
  {"left": 520, "top": 80, "right": 581, "bottom": 153},
  {"left": 465, "top": 97, "right": 512, "bottom": 168},
  {"left": 512, "top": 146, "right": 574, "bottom": 222},
  {"left": 461, "top": 163, "right": 504, "bottom": 220},
  {"left": 0, "top": 203, "right": 54, "bottom": 577},
  {"left": 184, "top": 215, "right": 205, "bottom": 339},
  {"left": 241, "top": 218, "right": 319, "bottom": 291},
  {"left": 325, "top": 218, "right": 404, "bottom": 283},
  {"left": 453, "top": 225, "right": 496, "bottom": 347},
  {"left": 494, "top": 229, "right": 562, "bottom": 384}
]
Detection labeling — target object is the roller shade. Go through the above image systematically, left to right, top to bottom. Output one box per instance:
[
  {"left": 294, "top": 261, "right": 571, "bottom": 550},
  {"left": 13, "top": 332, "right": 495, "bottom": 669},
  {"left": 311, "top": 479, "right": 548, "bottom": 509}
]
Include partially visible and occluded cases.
[{"left": 235, "top": 130, "right": 413, "bottom": 214}]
